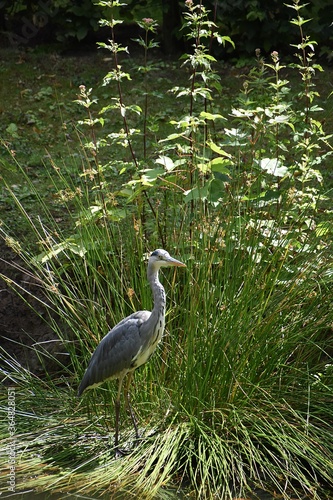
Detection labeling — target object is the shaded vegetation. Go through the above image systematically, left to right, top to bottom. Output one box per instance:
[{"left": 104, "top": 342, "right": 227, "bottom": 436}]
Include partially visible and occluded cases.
[{"left": 1, "top": 0, "right": 333, "bottom": 60}]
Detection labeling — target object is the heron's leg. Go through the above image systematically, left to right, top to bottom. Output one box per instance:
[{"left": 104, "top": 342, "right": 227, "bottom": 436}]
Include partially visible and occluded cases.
[
  {"left": 124, "top": 371, "right": 140, "bottom": 440},
  {"left": 114, "top": 376, "right": 125, "bottom": 455}
]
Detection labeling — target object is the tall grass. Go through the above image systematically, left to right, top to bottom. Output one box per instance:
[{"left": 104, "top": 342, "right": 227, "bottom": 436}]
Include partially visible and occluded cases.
[{"left": 1, "top": 0, "right": 333, "bottom": 498}]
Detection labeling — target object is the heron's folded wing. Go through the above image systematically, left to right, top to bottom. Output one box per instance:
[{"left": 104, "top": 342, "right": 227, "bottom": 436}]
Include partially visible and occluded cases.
[{"left": 77, "top": 310, "right": 151, "bottom": 395}]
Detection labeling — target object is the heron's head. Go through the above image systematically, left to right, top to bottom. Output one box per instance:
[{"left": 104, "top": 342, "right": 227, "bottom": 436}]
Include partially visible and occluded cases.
[{"left": 149, "top": 249, "right": 186, "bottom": 269}]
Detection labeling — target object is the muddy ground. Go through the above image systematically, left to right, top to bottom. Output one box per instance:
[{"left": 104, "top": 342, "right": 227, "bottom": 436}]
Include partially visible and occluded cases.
[{"left": 0, "top": 239, "right": 66, "bottom": 376}]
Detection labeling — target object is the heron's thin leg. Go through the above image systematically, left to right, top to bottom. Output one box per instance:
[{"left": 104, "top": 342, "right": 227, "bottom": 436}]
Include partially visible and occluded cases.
[
  {"left": 124, "top": 371, "right": 139, "bottom": 440},
  {"left": 114, "top": 376, "right": 125, "bottom": 454}
]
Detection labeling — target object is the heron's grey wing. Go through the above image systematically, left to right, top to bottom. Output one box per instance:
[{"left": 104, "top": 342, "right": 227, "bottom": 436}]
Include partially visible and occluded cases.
[{"left": 77, "top": 310, "right": 151, "bottom": 396}]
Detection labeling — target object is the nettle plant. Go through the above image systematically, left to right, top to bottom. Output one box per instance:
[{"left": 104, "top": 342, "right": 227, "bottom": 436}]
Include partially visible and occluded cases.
[
  {"left": 66, "top": 0, "right": 331, "bottom": 269},
  {"left": 157, "top": 0, "right": 331, "bottom": 261},
  {"left": 73, "top": 1, "right": 166, "bottom": 241},
  {"left": 219, "top": 1, "right": 332, "bottom": 267}
]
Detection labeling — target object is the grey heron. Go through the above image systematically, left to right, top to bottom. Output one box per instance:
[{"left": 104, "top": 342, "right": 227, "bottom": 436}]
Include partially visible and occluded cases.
[{"left": 77, "top": 249, "right": 186, "bottom": 454}]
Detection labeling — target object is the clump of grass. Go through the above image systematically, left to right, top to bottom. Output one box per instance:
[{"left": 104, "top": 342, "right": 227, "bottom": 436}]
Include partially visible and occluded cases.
[{"left": 1, "top": 0, "right": 333, "bottom": 498}]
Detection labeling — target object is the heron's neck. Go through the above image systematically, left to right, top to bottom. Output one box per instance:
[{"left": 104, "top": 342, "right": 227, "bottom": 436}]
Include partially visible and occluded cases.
[{"left": 147, "top": 265, "right": 166, "bottom": 322}]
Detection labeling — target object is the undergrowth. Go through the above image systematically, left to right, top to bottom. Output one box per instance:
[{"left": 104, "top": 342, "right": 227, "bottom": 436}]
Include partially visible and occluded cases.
[{"left": 0, "top": 0, "right": 333, "bottom": 498}]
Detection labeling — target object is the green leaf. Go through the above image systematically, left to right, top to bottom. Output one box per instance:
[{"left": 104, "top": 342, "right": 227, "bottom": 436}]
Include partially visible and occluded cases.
[
  {"left": 290, "top": 17, "right": 312, "bottom": 27},
  {"left": 76, "top": 26, "right": 88, "bottom": 41},
  {"left": 216, "top": 35, "right": 235, "bottom": 49},
  {"left": 127, "top": 104, "right": 142, "bottom": 115},
  {"left": 200, "top": 111, "right": 225, "bottom": 121},
  {"left": 6, "top": 123, "right": 19, "bottom": 138},
  {"left": 159, "top": 132, "right": 184, "bottom": 142},
  {"left": 207, "top": 140, "right": 232, "bottom": 158},
  {"left": 155, "top": 156, "right": 175, "bottom": 171},
  {"left": 209, "top": 157, "right": 231, "bottom": 174},
  {"left": 259, "top": 158, "right": 288, "bottom": 177},
  {"left": 141, "top": 167, "right": 165, "bottom": 183},
  {"left": 209, "top": 177, "right": 226, "bottom": 203},
  {"left": 184, "top": 181, "right": 211, "bottom": 203},
  {"left": 106, "top": 208, "right": 127, "bottom": 221},
  {"left": 36, "top": 239, "right": 88, "bottom": 263}
]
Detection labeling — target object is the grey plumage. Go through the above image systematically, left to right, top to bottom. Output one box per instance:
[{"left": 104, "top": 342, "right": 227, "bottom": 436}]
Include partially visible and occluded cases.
[
  {"left": 77, "top": 249, "right": 186, "bottom": 453},
  {"left": 77, "top": 311, "right": 150, "bottom": 396}
]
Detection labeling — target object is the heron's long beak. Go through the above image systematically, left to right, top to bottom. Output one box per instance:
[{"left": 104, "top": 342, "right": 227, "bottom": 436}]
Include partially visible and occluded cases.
[{"left": 169, "top": 257, "right": 186, "bottom": 267}]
